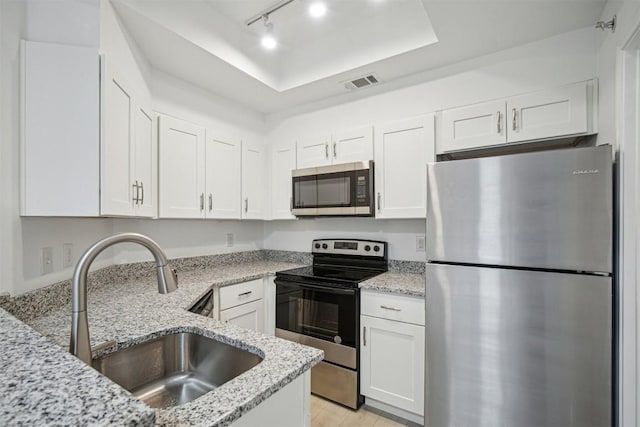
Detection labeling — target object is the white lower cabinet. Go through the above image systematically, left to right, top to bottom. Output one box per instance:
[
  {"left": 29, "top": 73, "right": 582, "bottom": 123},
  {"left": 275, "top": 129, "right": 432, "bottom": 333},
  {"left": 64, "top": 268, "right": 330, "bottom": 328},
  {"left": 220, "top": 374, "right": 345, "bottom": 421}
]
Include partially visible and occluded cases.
[
  {"left": 218, "top": 279, "right": 265, "bottom": 333},
  {"left": 360, "top": 291, "right": 425, "bottom": 418},
  {"left": 220, "top": 299, "right": 264, "bottom": 332},
  {"left": 231, "top": 371, "right": 311, "bottom": 427}
]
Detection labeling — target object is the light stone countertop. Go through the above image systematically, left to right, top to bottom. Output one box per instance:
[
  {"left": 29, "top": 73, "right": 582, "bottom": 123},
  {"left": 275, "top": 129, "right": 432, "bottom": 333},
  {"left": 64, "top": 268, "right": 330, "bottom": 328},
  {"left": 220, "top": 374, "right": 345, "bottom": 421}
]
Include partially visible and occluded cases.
[
  {"left": 2, "top": 257, "right": 424, "bottom": 426},
  {"left": 13, "top": 261, "right": 323, "bottom": 427},
  {"left": 359, "top": 271, "right": 426, "bottom": 297},
  {"left": 0, "top": 308, "right": 156, "bottom": 426}
]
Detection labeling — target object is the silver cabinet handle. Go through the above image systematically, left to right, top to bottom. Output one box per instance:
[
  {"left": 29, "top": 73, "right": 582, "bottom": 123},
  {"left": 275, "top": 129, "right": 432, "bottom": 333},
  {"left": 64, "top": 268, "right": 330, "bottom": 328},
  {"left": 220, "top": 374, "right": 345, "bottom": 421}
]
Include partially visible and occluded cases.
[
  {"left": 512, "top": 107, "right": 517, "bottom": 131},
  {"left": 496, "top": 111, "right": 502, "bottom": 134},
  {"left": 333, "top": 142, "right": 337, "bottom": 158},
  {"left": 325, "top": 143, "right": 329, "bottom": 159},
  {"left": 132, "top": 180, "right": 139, "bottom": 205},
  {"left": 139, "top": 181, "right": 144, "bottom": 205},
  {"left": 377, "top": 192, "right": 381, "bottom": 212},
  {"left": 200, "top": 193, "right": 204, "bottom": 211},
  {"left": 208, "top": 194, "right": 213, "bottom": 212},
  {"left": 290, "top": 196, "right": 293, "bottom": 212},
  {"left": 244, "top": 198, "right": 248, "bottom": 213},
  {"left": 238, "top": 291, "right": 252, "bottom": 297},
  {"left": 380, "top": 305, "right": 402, "bottom": 312},
  {"left": 363, "top": 326, "right": 367, "bottom": 346}
]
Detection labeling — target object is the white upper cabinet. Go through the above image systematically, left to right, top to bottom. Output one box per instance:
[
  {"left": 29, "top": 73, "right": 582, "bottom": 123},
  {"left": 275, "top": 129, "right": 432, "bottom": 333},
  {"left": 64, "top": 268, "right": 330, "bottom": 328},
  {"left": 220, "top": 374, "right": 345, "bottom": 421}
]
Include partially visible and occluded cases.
[
  {"left": 21, "top": 41, "right": 156, "bottom": 218},
  {"left": 21, "top": 41, "right": 100, "bottom": 216},
  {"left": 101, "top": 62, "right": 156, "bottom": 217},
  {"left": 101, "top": 65, "right": 134, "bottom": 216},
  {"left": 437, "top": 80, "right": 597, "bottom": 154},
  {"left": 507, "top": 81, "right": 589, "bottom": 143},
  {"left": 439, "top": 99, "right": 506, "bottom": 152},
  {"left": 133, "top": 102, "right": 157, "bottom": 217},
  {"left": 374, "top": 114, "right": 435, "bottom": 219},
  {"left": 158, "top": 115, "right": 206, "bottom": 219},
  {"left": 296, "top": 126, "right": 374, "bottom": 169},
  {"left": 331, "top": 126, "right": 374, "bottom": 163},
  {"left": 205, "top": 133, "right": 241, "bottom": 219},
  {"left": 296, "top": 134, "right": 331, "bottom": 168},
  {"left": 242, "top": 139, "right": 267, "bottom": 219},
  {"left": 270, "top": 140, "right": 297, "bottom": 220}
]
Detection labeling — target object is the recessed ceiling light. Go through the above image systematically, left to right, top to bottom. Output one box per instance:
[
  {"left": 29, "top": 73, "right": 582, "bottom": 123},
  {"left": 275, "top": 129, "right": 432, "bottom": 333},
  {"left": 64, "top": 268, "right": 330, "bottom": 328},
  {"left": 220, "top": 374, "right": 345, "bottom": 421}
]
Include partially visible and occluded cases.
[{"left": 309, "top": 2, "right": 327, "bottom": 18}]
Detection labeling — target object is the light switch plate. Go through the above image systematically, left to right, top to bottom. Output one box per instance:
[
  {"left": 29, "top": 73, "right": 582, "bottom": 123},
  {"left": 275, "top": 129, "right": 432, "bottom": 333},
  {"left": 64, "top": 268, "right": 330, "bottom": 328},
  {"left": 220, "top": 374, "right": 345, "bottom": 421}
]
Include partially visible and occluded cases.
[
  {"left": 63, "top": 243, "right": 73, "bottom": 268},
  {"left": 41, "top": 247, "right": 53, "bottom": 274}
]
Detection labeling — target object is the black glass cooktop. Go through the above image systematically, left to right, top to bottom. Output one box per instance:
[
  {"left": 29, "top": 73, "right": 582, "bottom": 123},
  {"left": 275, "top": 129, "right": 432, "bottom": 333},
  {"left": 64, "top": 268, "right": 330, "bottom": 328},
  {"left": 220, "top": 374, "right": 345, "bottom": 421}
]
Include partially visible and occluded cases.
[{"left": 276, "top": 265, "right": 383, "bottom": 285}]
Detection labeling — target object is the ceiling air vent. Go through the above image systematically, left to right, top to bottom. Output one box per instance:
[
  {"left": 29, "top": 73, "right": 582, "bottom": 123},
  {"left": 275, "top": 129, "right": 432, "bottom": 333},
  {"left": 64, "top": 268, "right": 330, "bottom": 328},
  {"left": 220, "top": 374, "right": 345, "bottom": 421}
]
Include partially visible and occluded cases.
[{"left": 344, "top": 73, "right": 380, "bottom": 90}]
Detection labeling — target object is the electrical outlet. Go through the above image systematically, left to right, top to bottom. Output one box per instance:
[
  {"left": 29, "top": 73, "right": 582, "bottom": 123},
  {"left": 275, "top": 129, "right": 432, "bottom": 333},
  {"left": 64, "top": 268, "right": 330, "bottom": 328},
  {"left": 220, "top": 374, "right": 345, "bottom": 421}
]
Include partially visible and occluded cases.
[
  {"left": 226, "top": 233, "right": 234, "bottom": 247},
  {"left": 416, "top": 235, "right": 426, "bottom": 252},
  {"left": 63, "top": 243, "right": 73, "bottom": 268},
  {"left": 41, "top": 247, "right": 53, "bottom": 275}
]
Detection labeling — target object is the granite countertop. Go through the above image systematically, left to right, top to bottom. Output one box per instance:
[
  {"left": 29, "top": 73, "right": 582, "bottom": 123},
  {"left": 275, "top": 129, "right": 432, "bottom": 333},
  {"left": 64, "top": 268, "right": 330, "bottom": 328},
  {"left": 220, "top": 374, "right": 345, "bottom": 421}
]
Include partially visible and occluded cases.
[
  {"left": 11, "top": 261, "right": 324, "bottom": 427},
  {"left": 360, "top": 271, "right": 426, "bottom": 297},
  {"left": 0, "top": 309, "right": 155, "bottom": 426}
]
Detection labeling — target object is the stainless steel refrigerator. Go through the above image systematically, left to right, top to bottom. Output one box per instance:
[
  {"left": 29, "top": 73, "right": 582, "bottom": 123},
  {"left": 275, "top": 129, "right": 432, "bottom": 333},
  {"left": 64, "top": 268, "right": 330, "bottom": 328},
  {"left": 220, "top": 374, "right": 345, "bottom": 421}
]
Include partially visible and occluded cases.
[{"left": 425, "top": 145, "right": 613, "bottom": 427}]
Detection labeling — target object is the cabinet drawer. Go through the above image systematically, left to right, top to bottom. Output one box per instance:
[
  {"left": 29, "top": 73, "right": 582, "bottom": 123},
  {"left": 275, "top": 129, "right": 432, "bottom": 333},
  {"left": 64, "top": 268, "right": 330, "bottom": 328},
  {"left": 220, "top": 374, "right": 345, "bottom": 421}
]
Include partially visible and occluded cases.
[
  {"left": 219, "top": 279, "right": 264, "bottom": 310},
  {"left": 361, "top": 291, "right": 425, "bottom": 326}
]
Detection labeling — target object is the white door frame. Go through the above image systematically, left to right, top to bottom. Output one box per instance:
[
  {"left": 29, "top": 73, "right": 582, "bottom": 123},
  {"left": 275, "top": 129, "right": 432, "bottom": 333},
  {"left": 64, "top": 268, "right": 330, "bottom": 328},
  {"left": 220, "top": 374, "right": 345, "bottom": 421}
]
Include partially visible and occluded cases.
[{"left": 618, "top": 22, "right": 640, "bottom": 427}]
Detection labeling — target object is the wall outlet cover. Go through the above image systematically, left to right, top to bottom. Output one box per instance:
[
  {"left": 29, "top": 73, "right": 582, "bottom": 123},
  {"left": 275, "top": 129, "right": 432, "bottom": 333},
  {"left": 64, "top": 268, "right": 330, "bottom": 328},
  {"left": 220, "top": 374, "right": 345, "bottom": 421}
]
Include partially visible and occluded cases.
[
  {"left": 226, "top": 233, "right": 234, "bottom": 247},
  {"left": 416, "top": 235, "right": 426, "bottom": 252}
]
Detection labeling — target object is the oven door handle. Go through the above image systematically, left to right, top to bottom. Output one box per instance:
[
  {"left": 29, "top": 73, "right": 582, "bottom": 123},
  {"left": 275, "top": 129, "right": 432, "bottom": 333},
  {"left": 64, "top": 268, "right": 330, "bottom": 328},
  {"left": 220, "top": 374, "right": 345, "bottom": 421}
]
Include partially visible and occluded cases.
[{"left": 274, "top": 279, "right": 357, "bottom": 296}]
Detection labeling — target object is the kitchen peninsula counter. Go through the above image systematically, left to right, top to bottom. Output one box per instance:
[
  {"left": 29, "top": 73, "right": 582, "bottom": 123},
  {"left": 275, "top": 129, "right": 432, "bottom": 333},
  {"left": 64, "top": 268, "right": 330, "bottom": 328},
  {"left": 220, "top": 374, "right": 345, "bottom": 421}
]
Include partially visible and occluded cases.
[{"left": 4, "top": 260, "right": 322, "bottom": 426}]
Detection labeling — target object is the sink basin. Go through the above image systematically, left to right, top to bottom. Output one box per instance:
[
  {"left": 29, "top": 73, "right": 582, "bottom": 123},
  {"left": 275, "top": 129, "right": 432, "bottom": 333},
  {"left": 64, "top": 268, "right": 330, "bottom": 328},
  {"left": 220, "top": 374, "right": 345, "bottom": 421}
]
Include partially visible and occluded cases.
[{"left": 92, "top": 332, "right": 263, "bottom": 408}]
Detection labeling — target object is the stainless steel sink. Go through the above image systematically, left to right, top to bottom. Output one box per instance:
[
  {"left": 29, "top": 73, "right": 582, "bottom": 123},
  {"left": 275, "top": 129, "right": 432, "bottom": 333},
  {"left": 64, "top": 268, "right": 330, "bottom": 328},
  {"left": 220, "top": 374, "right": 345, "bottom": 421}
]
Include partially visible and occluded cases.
[{"left": 92, "top": 332, "right": 263, "bottom": 408}]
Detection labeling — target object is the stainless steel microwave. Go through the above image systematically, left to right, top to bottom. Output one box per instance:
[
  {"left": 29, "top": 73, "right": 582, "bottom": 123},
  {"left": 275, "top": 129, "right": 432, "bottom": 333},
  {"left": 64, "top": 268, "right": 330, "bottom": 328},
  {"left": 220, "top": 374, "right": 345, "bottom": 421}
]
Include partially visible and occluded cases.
[{"left": 291, "top": 161, "right": 374, "bottom": 217}]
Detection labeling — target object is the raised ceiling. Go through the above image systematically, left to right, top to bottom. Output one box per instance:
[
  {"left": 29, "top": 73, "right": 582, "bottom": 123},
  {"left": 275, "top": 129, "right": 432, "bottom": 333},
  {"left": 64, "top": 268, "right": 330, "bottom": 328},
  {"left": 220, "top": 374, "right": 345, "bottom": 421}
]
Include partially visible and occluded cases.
[{"left": 111, "top": 0, "right": 606, "bottom": 115}]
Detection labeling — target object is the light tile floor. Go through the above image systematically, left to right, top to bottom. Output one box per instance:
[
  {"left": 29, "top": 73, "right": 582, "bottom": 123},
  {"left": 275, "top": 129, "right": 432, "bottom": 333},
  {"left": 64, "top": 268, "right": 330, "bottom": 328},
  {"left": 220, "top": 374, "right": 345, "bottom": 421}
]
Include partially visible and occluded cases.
[{"left": 311, "top": 395, "right": 418, "bottom": 427}]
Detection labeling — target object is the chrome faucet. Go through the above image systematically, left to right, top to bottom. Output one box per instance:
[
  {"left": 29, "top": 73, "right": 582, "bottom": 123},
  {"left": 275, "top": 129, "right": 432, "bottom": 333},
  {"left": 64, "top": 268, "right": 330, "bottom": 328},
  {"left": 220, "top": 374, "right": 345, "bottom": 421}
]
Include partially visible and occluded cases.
[{"left": 69, "top": 233, "right": 178, "bottom": 364}]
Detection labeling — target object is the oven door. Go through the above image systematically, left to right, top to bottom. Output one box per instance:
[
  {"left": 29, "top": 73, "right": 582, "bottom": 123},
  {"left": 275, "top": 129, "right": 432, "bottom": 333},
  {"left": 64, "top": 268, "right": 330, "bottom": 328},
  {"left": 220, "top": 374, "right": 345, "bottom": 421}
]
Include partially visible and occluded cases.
[{"left": 274, "top": 279, "right": 359, "bottom": 369}]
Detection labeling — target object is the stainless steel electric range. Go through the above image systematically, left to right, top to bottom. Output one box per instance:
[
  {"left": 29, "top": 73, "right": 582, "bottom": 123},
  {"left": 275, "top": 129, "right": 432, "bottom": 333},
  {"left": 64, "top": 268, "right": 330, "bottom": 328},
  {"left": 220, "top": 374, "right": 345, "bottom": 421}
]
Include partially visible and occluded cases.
[{"left": 274, "top": 239, "right": 388, "bottom": 409}]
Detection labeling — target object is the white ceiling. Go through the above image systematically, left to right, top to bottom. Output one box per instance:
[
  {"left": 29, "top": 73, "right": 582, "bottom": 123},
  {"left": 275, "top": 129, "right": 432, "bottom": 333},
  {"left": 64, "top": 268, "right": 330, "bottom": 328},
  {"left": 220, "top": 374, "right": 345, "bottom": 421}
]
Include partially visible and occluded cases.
[{"left": 111, "top": 0, "right": 606, "bottom": 115}]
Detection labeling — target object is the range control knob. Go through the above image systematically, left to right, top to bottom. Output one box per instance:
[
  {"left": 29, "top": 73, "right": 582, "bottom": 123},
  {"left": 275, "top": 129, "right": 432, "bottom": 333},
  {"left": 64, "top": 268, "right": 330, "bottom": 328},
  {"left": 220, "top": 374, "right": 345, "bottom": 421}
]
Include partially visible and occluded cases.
[
  {"left": 314, "top": 243, "right": 321, "bottom": 249},
  {"left": 322, "top": 243, "right": 328, "bottom": 249},
  {"left": 364, "top": 245, "right": 371, "bottom": 252},
  {"left": 373, "top": 245, "right": 381, "bottom": 252}
]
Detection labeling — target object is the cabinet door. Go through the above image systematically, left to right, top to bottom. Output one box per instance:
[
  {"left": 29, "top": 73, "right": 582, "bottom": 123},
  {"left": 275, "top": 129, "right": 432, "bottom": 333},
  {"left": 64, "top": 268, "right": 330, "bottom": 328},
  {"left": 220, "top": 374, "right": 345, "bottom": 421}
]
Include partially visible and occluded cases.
[
  {"left": 21, "top": 41, "right": 100, "bottom": 216},
  {"left": 101, "top": 64, "right": 135, "bottom": 216},
  {"left": 507, "top": 81, "right": 588, "bottom": 143},
  {"left": 439, "top": 99, "right": 506, "bottom": 153},
  {"left": 133, "top": 102, "right": 156, "bottom": 217},
  {"left": 374, "top": 114, "right": 435, "bottom": 219},
  {"left": 158, "top": 115, "right": 206, "bottom": 218},
  {"left": 332, "top": 126, "right": 373, "bottom": 164},
  {"left": 205, "top": 133, "right": 241, "bottom": 219},
  {"left": 296, "top": 135, "right": 331, "bottom": 168},
  {"left": 241, "top": 139, "right": 266, "bottom": 219},
  {"left": 270, "top": 140, "right": 297, "bottom": 220},
  {"left": 220, "top": 299, "right": 265, "bottom": 333},
  {"left": 361, "top": 315, "right": 425, "bottom": 416}
]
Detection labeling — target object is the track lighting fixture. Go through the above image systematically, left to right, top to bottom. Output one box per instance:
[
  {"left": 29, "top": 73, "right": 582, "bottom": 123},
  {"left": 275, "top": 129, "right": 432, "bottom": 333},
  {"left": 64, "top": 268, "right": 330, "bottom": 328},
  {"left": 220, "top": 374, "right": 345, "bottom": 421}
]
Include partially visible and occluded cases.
[{"left": 261, "top": 15, "right": 277, "bottom": 50}]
